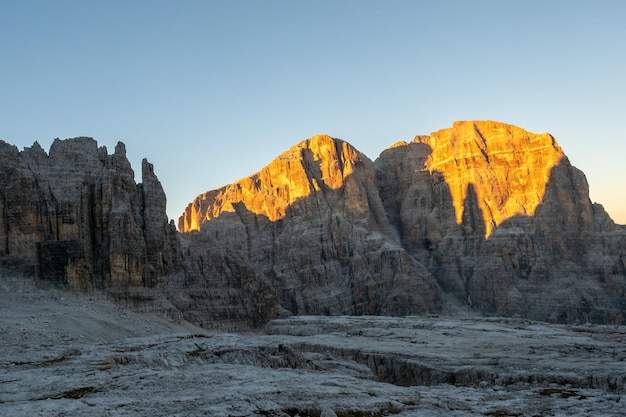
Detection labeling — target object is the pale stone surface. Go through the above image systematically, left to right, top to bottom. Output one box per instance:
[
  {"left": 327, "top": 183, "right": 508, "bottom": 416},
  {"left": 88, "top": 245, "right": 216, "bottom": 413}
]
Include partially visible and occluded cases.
[{"left": 1, "top": 282, "right": 624, "bottom": 416}]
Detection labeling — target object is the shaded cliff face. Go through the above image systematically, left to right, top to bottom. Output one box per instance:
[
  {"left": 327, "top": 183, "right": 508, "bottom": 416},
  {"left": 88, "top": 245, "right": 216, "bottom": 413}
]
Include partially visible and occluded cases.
[
  {"left": 376, "top": 121, "right": 626, "bottom": 324},
  {"left": 180, "top": 135, "right": 443, "bottom": 316},
  {"left": 0, "top": 138, "right": 179, "bottom": 289},
  {"left": 0, "top": 138, "right": 278, "bottom": 330}
]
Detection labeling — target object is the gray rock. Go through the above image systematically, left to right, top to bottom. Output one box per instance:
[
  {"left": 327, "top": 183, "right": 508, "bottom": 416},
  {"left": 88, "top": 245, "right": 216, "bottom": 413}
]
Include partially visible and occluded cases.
[
  {"left": 375, "top": 121, "right": 626, "bottom": 324},
  {"left": 180, "top": 135, "right": 442, "bottom": 317},
  {"left": 0, "top": 137, "right": 278, "bottom": 330},
  {"left": 1, "top": 285, "right": 624, "bottom": 417},
  {"left": 320, "top": 408, "right": 338, "bottom": 417}
]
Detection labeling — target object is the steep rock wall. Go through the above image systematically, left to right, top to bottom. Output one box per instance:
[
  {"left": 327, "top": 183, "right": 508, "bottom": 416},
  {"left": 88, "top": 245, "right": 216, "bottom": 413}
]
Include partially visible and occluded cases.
[
  {"left": 182, "top": 121, "right": 626, "bottom": 324},
  {"left": 376, "top": 121, "right": 626, "bottom": 324},
  {"left": 180, "top": 135, "right": 443, "bottom": 316},
  {"left": 0, "top": 138, "right": 278, "bottom": 330},
  {"left": 0, "top": 138, "right": 177, "bottom": 288}
]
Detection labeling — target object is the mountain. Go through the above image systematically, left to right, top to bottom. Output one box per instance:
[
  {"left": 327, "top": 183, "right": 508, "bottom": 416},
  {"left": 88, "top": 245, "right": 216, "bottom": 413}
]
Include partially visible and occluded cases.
[
  {"left": 1, "top": 121, "right": 625, "bottom": 328},
  {"left": 181, "top": 121, "right": 626, "bottom": 324},
  {"left": 376, "top": 121, "right": 626, "bottom": 323},
  {"left": 2, "top": 122, "right": 625, "bottom": 416},
  {"left": 180, "top": 135, "right": 442, "bottom": 317}
]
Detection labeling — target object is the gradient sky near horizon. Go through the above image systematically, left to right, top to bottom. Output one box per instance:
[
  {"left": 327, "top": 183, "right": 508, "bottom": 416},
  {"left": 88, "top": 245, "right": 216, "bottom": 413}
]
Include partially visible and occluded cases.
[{"left": 1, "top": 1, "right": 625, "bottom": 224}]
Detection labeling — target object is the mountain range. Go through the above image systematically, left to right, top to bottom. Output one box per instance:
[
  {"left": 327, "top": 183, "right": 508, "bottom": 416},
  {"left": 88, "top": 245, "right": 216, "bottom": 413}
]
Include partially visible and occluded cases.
[{"left": 1, "top": 121, "right": 625, "bottom": 328}]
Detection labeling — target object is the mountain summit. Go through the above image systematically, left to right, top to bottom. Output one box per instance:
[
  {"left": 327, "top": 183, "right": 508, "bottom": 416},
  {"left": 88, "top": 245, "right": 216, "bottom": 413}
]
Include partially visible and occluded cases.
[
  {"left": 414, "top": 120, "right": 564, "bottom": 237},
  {"left": 181, "top": 121, "right": 567, "bottom": 238},
  {"left": 179, "top": 134, "right": 371, "bottom": 231}
]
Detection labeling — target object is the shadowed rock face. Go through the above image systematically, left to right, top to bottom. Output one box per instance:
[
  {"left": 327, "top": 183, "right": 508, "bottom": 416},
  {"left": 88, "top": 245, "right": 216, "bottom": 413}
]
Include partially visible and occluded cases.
[
  {"left": 0, "top": 138, "right": 278, "bottom": 330},
  {"left": 0, "top": 138, "right": 179, "bottom": 289}
]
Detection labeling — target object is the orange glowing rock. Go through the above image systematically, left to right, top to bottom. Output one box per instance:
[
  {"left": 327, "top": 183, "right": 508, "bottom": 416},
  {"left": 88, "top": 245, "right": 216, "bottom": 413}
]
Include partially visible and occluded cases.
[
  {"left": 418, "top": 121, "right": 564, "bottom": 237},
  {"left": 179, "top": 122, "right": 565, "bottom": 238},
  {"left": 179, "top": 135, "right": 364, "bottom": 231}
]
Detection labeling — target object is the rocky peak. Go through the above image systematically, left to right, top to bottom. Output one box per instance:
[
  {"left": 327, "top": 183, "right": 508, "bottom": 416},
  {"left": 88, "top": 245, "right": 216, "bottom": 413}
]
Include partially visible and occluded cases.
[
  {"left": 415, "top": 120, "right": 565, "bottom": 237},
  {"left": 179, "top": 121, "right": 626, "bottom": 324},
  {"left": 376, "top": 121, "right": 626, "bottom": 323},
  {"left": 2, "top": 122, "right": 625, "bottom": 328},
  {"left": 179, "top": 133, "right": 442, "bottom": 317},
  {"left": 179, "top": 134, "right": 371, "bottom": 231},
  {"left": 0, "top": 138, "right": 176, "bottom": 288}
]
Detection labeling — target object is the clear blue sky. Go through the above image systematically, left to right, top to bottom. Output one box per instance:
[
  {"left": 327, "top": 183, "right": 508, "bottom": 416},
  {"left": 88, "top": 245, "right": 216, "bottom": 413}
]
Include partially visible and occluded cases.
[{"left": 2, "top": 1, "right": 625, "bottom": 224}]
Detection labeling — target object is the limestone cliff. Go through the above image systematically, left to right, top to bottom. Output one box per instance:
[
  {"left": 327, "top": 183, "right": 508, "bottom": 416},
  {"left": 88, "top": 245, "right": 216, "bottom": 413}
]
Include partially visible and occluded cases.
[
  {"left": 3, "top": 121, "right": 625, "bottom": 328},
  {"left": 182, "top": 121, "right": 626, "bottom": 324},
  {"left": 376, "top": 121, "right": 626, "bottom": 324},
  {"left": 421, "top": 121, "right": 564, "bottom": 237},
  {"left": 180, "top": 135, "right": 443, "bottom": 316},
  {"left": 0, "top": 138, "right": 278, "bottom": 330},
  {"left": 0, "top": 138, "right": 176, "bottom": 288}
]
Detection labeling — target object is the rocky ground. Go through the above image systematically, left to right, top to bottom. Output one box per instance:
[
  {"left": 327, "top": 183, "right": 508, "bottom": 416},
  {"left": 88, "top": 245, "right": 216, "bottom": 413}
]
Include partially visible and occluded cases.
[{"left": 1, "top": 277, "right": 626, "bottom": 416}]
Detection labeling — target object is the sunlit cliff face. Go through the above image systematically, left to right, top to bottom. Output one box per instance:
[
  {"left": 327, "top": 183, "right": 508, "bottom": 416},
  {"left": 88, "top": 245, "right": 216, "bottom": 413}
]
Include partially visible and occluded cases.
[
  {"left": 420, "top": 121, "right": 564, "bottom": 237},
  {"left": 179, "top": 122, "right": 565, "bottom": 237},
  {"left": 179, "top": 135, "right": 363, "bottom": 231}
]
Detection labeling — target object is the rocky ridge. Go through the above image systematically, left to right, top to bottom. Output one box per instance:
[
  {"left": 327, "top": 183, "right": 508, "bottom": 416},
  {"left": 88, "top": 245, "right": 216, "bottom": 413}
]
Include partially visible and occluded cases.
[{"left": 180, "top": 135, "right": 443, "bottom": 317}]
